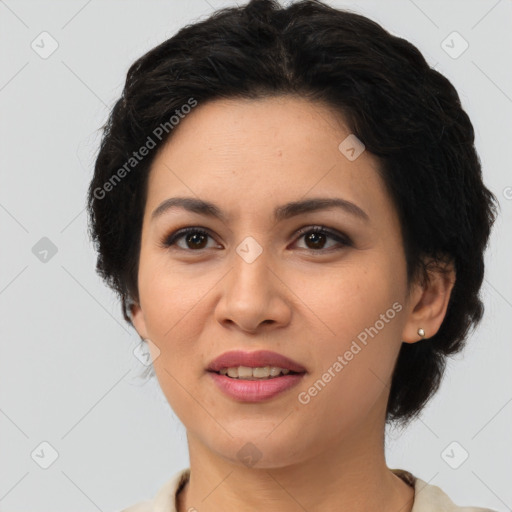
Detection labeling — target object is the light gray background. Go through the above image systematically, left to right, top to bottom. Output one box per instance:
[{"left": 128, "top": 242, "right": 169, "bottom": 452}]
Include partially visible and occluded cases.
[{"left": 1, "top": 0, "right": 511, "bottom": 510}]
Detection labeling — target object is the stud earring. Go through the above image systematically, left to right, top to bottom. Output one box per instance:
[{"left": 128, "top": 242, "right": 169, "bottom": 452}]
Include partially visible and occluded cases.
[{"left": 417, "top": 328, "right": 425, "bottom": 338}]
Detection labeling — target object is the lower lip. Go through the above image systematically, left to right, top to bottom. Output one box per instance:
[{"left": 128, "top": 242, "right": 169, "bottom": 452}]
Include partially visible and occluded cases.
[{"left": 208, "top": 371, "right": 306, "bottom": 402}]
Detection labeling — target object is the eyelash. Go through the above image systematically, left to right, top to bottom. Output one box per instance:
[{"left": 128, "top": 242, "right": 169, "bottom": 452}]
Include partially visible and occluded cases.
[{"left": 160, "top": 225, "right": 352, "bottom": 253}]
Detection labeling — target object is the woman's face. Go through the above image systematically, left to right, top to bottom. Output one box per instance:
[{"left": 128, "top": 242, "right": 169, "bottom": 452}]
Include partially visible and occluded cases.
[{"left": 131, "top": 96, "right": 419, "bottom": 467}]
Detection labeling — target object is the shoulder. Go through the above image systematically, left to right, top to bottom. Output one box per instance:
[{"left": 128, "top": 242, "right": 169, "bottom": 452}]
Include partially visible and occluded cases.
[
  {"left": 119, "top": 468, "right": 190, "bottom": 512},
  {"left": 391, "top": 469, "right": 498, "bottom": 512}
]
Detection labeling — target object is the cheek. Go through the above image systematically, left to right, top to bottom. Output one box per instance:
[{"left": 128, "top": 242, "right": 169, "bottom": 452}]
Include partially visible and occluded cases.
[
  {"left": 138, "top": 250, "right": 212, "bottom": 337},
  {"left": 293, "top": 255, "right": 405, "bottom": 343},
  {"left": 137, "top": 256, "right": 202, "bottom": 378},
  {"left": 138, "top": 259, "right": 212, "bottom": 416},
  {"left": 293, "top": 259, "right": 405, "bottom": 406}
]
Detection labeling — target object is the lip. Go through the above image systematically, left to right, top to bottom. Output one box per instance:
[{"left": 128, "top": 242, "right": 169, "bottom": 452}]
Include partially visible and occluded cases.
[
  {"left": 206, "top": 350, "right": 307, "bottom": 373},
  {"left": 208, "top": 372, "right": 306, "bottom": 402}
]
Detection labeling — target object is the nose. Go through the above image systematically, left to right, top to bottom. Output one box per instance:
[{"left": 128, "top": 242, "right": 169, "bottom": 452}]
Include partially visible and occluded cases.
[{"left": 214, "top": 250, "right": 292, "bottom": 334}]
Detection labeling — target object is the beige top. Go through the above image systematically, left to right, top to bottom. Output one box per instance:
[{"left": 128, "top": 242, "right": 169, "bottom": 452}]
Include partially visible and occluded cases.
[{"left": 120, "top": 468, "right": 497, "bottom": 512}]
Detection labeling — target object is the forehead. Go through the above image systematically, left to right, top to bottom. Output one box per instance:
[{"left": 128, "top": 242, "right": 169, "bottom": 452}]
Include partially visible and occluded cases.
[{"left": 145, "top": 96, "right": 391, "bottom": 227}]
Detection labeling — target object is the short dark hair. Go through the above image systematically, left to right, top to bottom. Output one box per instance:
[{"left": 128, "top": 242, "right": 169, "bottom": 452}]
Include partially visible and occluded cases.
[{"left": 87, "top": 0, "right": 498, "bottom": 427}]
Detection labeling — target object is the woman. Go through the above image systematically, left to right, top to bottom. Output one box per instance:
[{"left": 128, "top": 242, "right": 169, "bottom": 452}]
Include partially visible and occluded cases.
[{"left": 87, "top": 1, "right": 498, "bottom": 510}]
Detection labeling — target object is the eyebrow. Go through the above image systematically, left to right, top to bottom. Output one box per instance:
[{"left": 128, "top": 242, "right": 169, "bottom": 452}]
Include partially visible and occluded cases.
[{"left": 151, "top": 196, "right": 369, "bottom": 223}]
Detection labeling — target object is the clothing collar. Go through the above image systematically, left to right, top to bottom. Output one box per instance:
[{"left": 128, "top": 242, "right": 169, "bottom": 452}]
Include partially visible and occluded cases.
[{"left": 146, "top": 467, "right": 479, "bottom": 512}]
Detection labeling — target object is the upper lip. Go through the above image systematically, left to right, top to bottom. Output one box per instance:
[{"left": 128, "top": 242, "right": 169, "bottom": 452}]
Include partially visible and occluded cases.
[{"left": 207, "top": 350, "right": 307, "bottom": 373}]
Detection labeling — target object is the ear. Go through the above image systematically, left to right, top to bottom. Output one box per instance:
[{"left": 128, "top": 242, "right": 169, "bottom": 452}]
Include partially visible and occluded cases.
[
  {"left": 401, "top": 258, "right": 456, "bottom": 343},
  {"left": 129, "top": 299, "right": 163, "bottom": 363},
  {"left": 130, "top": 300, "right": 150, "bottom": 341}
]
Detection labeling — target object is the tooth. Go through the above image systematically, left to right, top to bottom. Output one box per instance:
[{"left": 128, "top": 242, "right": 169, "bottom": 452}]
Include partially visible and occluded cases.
[
  {"left": 218, "top": 366, "right": 294, "bottom": 379},
  {"left": 237, "top": 366, "right": 253, "bottom": 379},
  {"left": 252, "top": 366, "right": 271, "bottom": 378},
  {"left": 227, "top": 367, "right": 239, "bottom": 378},
  {"left": 269, "top": 367, "right": 282, "bottom": 377}
]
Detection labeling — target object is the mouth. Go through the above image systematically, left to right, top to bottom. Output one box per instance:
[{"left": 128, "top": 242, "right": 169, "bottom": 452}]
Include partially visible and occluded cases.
[
  {"left": 206, "top": 349, "right": 308, "bottom": 377},
  {"left": 207, "top": 366, "right": 307, "bottom": 402},
  {"left": 208, "top": 366, "right": 305, "bottom": 380}
]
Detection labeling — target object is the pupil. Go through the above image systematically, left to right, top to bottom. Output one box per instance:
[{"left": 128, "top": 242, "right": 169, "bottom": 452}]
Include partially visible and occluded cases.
[
  {"left": 306, "top": 232, "right": 325, "bottom": 249},
  {"left": 187, "top": 233, "right": 207, "bottom": 249}
]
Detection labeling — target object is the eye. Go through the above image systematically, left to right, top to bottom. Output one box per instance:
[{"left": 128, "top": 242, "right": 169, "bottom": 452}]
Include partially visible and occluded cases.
[
  {"left": 160, "top": 225, "right": 352, "bottom": 252},
  {"left": 294, "top": 225, "right": 352, "bottom": 252},
  {"left": 160, "top": 227, "right": 218, "bottom": 251}
]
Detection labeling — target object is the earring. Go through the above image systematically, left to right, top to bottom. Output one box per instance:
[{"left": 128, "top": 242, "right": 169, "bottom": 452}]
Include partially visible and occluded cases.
[{"left": 417, "top": 328, "right": 425, "bottom": 338}]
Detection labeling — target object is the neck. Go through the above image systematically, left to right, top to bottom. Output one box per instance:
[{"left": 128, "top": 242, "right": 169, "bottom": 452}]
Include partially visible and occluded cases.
[{"left": 177, "top": 401, "right": 414, "bottom": 512}]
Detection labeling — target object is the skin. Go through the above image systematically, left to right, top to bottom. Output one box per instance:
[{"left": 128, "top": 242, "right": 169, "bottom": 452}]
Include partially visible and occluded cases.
[{"left": 130, "top": 96, "right": 455, "bottom": 512}]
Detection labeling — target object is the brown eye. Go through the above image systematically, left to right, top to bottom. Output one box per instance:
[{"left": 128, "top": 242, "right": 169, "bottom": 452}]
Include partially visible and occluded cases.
[
  {"left": 161, "top": 225, "right": 351, "bottom": 253},
  {"left": 295, "top": 226, "right": 351, "bottom": 252},
  {"left": 162, "top": 228, "right": 216, "bottom": 251},
  {"left": 183, "top": 231, "right": 209, "bottom": 249},
  {"left": 303, "top": 231, "right": 327, "bottom": 250}
]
